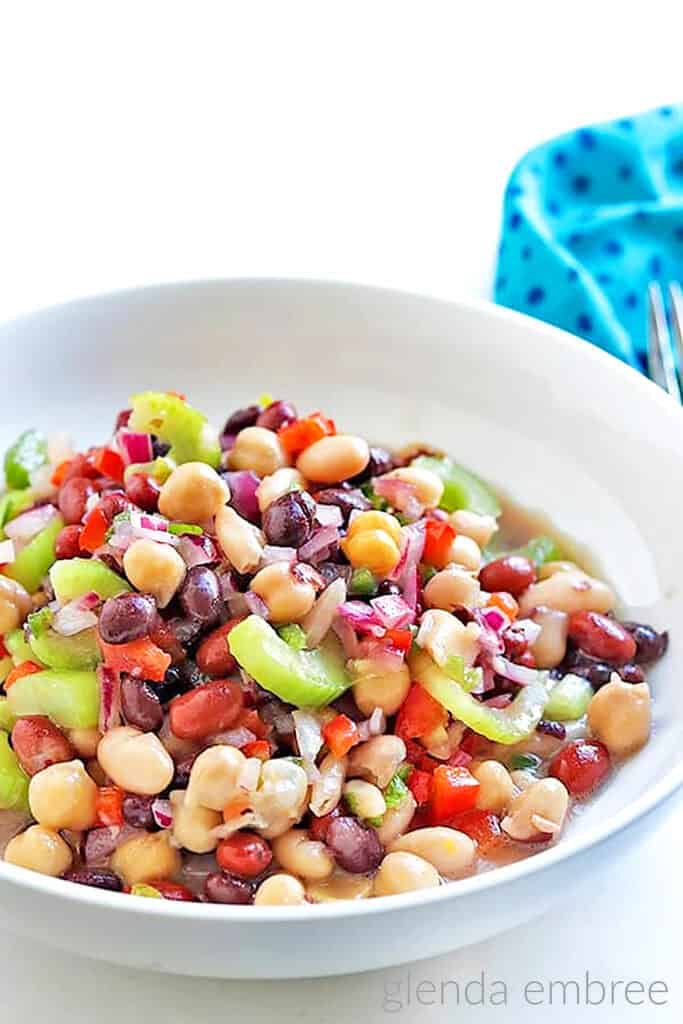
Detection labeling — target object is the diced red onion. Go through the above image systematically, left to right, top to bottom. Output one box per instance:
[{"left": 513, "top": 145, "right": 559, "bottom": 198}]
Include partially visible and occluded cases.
[
  {"left": 117, "top": 430, "right": 153, "bottom": 466},
  {"left": 29, "top": 464, "right": 57, "bottom": 500},
  {"left": 224, "top": 471, "right": 261, "bottom": 523},
  {"left": 374, "top": 476, "right": 424, "bottom": 520},
  {"left": 4, "top": 504, "right": 57, "bottom": 544},
  {"left": 315, "top": 504, "right": 343, "bottom": 528},
  {"left": 133, "top": 511, "right": 168, "bottom": 533},
  {"left": 109, "top": 515, "right": 178, "bottom": 551},
  {"left": 390, "top": 522, "right": 426, "bottom": 610},
  {"left": 298, "top": 524, "right": 340, "bottom": 564},
  {"left": 177, "top": 533, "right": 218, "bottom": 567},
  {"left": 0, "top": 539, "right": 15, "bottom": 564},
  {"left": 260, "top": 545, "right": 297, "bottom": 566},
  {"left": 401, "top": 568, "right": 419, "bottom": 612},
  {"left": 303, "top": 577, "right": 347, "bottom": 648},
  {"left": 76, "top": 591, "right": 101, "bottom": 612},
  {"left": 244, "top": 591, "right": 269, "bottom": 618},
  {"left": 370, "top": 594, "right": 414, "bottom": 630},
  {"left": 52, "top": 600, "right": 98, "bottom": 637},
  {"left": 337, "top": 600, "right": 385, "bottom": 637},
  {"left": 479, "top": 606, "right": 510, "bottom": 634},
  {"left": 473, "top": 610, "right": 505, "bottom": 656},
  {"left": 333, "top": 617, "right": 361, "bottom": 659},
  {"left": 511, "top": 618, "right": 542, "bottom": 645},
  {"left": 358, "top": 637, "right": 406, "bottom": 671},
  {"left": 490, "top": 655, "right": 540, "bottom": 686},
  {"left": 97, "top": 666, "right": 122, "bottom": 733},
  {"left": 484, "top": 693, "right": 513, "bottom": 708},
  {"left": 357, "top": 707, "right": 387, "bottom": 741},
  {"left": 293, "top": 709, "right": 326, "bottom": 780},
  {"left": 210, "top": 726, "right": 256, "bottom": 749},
  {"left": 448, "top": 748, "right": 474, "bottom": 767},
  {"left": 151, "top": 798, "right": 174, "bottom": 830},
  {"left": 85, "top": 825, "right": 142, "bottom": 863}
]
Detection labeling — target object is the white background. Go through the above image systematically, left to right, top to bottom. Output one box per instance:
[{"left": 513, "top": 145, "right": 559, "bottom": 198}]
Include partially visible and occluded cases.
[{"left": 1, "top": 1, "right": 682, "bottom": 1019}]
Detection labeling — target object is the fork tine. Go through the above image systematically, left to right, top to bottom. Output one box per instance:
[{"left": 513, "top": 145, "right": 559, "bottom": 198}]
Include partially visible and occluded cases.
[
  {"left": 668, "top": 281, "right": 683, "bottom": 380},
  {"left": 648, "top": 282, "right": 681, "bottom": 402}
]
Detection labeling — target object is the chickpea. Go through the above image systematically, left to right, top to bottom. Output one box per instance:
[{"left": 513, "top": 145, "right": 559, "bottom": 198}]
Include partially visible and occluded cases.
[
  {"left": 228, "top": 426, "right": 290, "bottom": 477},
  {"left": 296, "top": 435, "right": 370, "bottom": 484},
  {"left": 158, "top": 462, "right": 229, "bottom": 524},
  {"left": 379, "top": 467, "right": 444, "bottom": 510},
  {"left": 256, "top": 468, "right": 307, "bottom": 513},
  {"left": 215, "top": 505, "right": 264, "bottom": 574},
  {"left": 449, "top": 509, "right": 498, "bottom": 549},
  {"left": 346, "top": 510, "right": 402, "bottom": 546},
  {"left": 342, "top": 530, "right": 401, "bottom": 578},
  {"left": 446, "top": 535, "right": 481, "bottom": 572},
  {"left": 123, "top": 539, "right": 186, "bottom": 608},
  {"left": 538, "top": 560, "right": 581, "bottom": 580},
  {"left": 250, "top": 561, "right": 316, "bottom": 624},
  {"left": 423, "top": 565, "right": 480, "bottom": 612},
  {"left": 518, "top": 570, "right": 615, "bottom": 618},
  {"left": 0, "top": 576, "right": 32, "bottom": 633},
  {"left": 530, "top": 607, "right": 569, "bottom": 669},
  {"left": 416, "top": 609, "right": 481, "bottom": 667},
  {"left": 352, "top": 659, "right": 411, "bottom": 717},
  {"left": 587, "top": 679, "right": 651, "bottom": 757},
  {"left": 97, "top": 726, "right": 174, "bottom": 795},
  {"left": 67, "top": 728, "right": 102, "bottom": 759},
  {"left": 348, "top": 735, "right": 406, "bottom": 789},
  {"left": 185, "top": 744, "right": 247, "bottom": 811},
  {"left": 309, "top": 753, "right": 346, "bottom": 817},
  {"left": 253, "top": 758, "right": 309, "bottom": 838},
  {"left": 28, "top": 759, "right": 97, "bottom": 831},
  {"left": 471, "top": 760, "right": 515, "bottom": 815},
  {"left": 509, "top": 769, "right": 536, "bottom": 791},
  {"left": 501, "top": 778, "right": 569, "bottom": 842},
  {"left": 343, "top": 779, "right": 386, "bottom": 820},
  {"left": 170, "top": 790, "right": 221, "bottom": 853},
  {"left": 374, "top": 792, "right": 417, "bottom": 845},
  {"left": 4, "top": 825, "right": 73, "bottom": 876},
  {"left": 390, "top": 827, "right": 476, "bottom": 879},
  {"left": 272, "top": 828, "right": 335, "bottom": 881},
  {"left": 110, "top": 831, "right": 181, "bottom": 887},
  {"left": 373, "top": 851, "right": 440, "bottom": 896},
  {"left": 306, "top": 871, "right": 373, "bottom": 902},
  {"left": 254, "top": 873, "right": 306, "bottom": 906}
]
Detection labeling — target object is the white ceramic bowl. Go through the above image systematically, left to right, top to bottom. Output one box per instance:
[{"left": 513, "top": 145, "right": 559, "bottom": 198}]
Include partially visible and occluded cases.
[{"left": 0, "top": 279, "right": 681, "bottom": 979}]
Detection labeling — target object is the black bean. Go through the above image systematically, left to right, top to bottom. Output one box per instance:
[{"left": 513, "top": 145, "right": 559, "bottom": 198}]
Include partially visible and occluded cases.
[
  {"left": 256, "top": 400, "right": 297, "bottom": 432},
  {"left": 223, "top": 405, "right": 260, "bottom": 435},
  {"left": 150, "top": 435, "right": 171, "bottom": 459},
  {"left": 350, "top": 446, "right": 394, "bottom": 484},
  {"left": 314, "top": 486, "right": 371, "bottom": 524},
  {"left": 262, "top": 491, "right": 316, "bottom": 547},
  {"left": 179, "top": 566, "right": 222, "bottom": 626},
  {"left": 376, "top": 580, "right": 401, "bottom": 597},
  {"left": 98, "top": 593, "right": 156, "bottom": 644},
  {"left": 164, "top": 615, "right": 204, "bottom": 647},
  {"left": 622, "top": 622, "right": 669, "bottom": 664},
  {"left": 569, "top": 660, "right": 613, "bottom": 688},
  {"left": 155, "top": 663, "right": 200, "bottom": 704},
  {"left": 619, "top": 663, "right": 645, "bottom": 684},
  {"left": 120, "top": 676, "right": 164, "bottom": 731},
  {"left": 536, "top": 719, "right": 566, "bottom": 739},
  {"left": 122, "top": 794, "right": 156, "bottom": 830},
  {"left": 325, "top": 817, "right": 383, "bottom": 874},
  {"left": 63, "top": 868, "right": 123, "bottom": 892},
  {"left": 204, "top": 871, "right": 253, "bottom": 904}
]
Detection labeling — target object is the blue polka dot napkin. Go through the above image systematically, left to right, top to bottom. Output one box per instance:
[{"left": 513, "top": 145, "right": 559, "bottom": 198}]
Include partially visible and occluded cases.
[{"left": 494, "top": 105, "right": 683, "bottom": 371}]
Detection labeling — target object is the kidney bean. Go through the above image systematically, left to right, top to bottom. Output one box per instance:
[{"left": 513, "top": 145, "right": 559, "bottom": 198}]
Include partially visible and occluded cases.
[
  {"left": 256, "top": 400, "right": 297, "bottom": 432},
  {"left": 223, "top": 405, "right": 261, "bottom": 435},
  {"left": 115, "top": 409, "right": 132, "bottom": 431},
  {"left": 350, "top": 446, "right": 394, "bottom": 483},
  {"left": 63, "top": 453, "right": 100, "bottom": 482},
  {"left": 125, "top": 473, "right": 160, "bottom": 513},
  {"left": 58, "top": 476, "right": 96, "bottom": 524},
  {"left": 313, "top": 486, "right": 371, "bottom": 524},
  {"left": 98, "top": 490, "right": 131, "bottom": 522},
  {"left": 262, "top": 491, "right": 316, "bottom": 547},
  {"left": 55, "top": 524, "right": 84, "bottom": 560},
  {"left": 479, "top": 556, "right": 536, "bottom": 597},
  {"left": 179, "top": 566, "right": 222, "bottom": 626},
  {"left": 99, "top": 593, "right": 156, "bottom": 644},
  {"left": 568, "top": 611, "right": 636, "bottom": 665},
  {"left": 149, "top": 618, "right": 186, "bottom": 664},
  {"left": 195, "top": 619, "right": 241, "bottom": 676},
  {"left": 622, "top": 622, "right": 669, "bottom": 664},
  {"left": 503, "top": 624, "right": 530, "bottom": 661},
  {"left": 619, "top": 663, "right": 645, "bottom": 684},
  {"left": 120, "top": 676, "right": 164, "bottom": 731},
  {"left": 169, "top": 679, "right": 244, "bottom": 740},
  {"left": 11, "top": 716, "right": 75, "bottom": 776},
  {"left": 536, "top": 719, "right": 566, "bottom": 740},
  {"left": 549, "top": 739, "right": 611, "bottom": 797},
  {"left": 171, "top": 753, "right": 197, "bottom": 790},
  {"left": 122, "top": 794, "right": 156, "bottom": 830},
  {"left": 308, "top": 805, "right": 343, "bottom": 843},
  {"left": 325, "top": 816, "right": 383, "bottom": 873},
  {"left": 216, "top": 832, "right": 273, "bottom": 879},
  {"left": 63, "top": 868, "right": 123, "bottom": 892},
  {"left": 204, "top": 870, "right": 254, "bottom": 904},
  {"left": 148, "top": 879, "right": 195, "bottom": 901}
]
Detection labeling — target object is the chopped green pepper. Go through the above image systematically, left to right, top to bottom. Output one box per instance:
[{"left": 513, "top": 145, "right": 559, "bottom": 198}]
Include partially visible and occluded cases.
[
  {"left": 128, "top": 391, "right": 221, "bottom": 468},
  {"left": 4, "top": 430, "right": 48, "bottom": 490},
  {"left": 412, "top": 455, "right": 501, "bottom": 518},
  {"left": 123, "top": 456, "right": 175, "bottom": 485},
  {"left": 359, "top": 482, "right": 389, "bottom": 511},
  {"left": 0, "top": 490, "right": 34, "bottom": 539},
  {"left": 3, "top": 514, "right": 64, "bottom": 593},
  {"left": 168, "top": 522, "right": 203, "bottom": 536},
  {"left": 513, "top": 535, "right": 563, "bottom": 567},
  {"left": 50, "top": 557, "right": 131, "bottom": 603},
  {"left": 348, "top": 568, "right": 377, "bottom": 598},
  {"left": 229, "top": 615, "right": 350, "bottom": 709},
  {"left": 277, "top": 623, "right": 307, "bottom": 651},
  {"left": 28, "top": 626, "right": 101, "bottom": 671},
  {"left": 4, "top": 628, "right": 35, "bottom": 666},
  {"left": 409, "top": 648, "right": 549, "bottom": 745},
  {"left": 442, "top": 654, "right": 482, "bottom": 693},
  {"left": 8, "top": 669, "right": 99, "bottom": 728},
  {"left": 543, "top": 674, "right": 593, "bottom": 721},
  {"left": 0, "top": 698, "right": 16, "bottom": 732},
  {"left": 0, "top": 731, "right": 29, "bottom": 810},
  {"left": 508, "top": 752, "right": 542, "bottom": 771},
  {"left": 384, "top": 770, "right": 410, "bottom": 810},
  {"left": 131, "top": 883, "right": 163, "bottom": 899}
]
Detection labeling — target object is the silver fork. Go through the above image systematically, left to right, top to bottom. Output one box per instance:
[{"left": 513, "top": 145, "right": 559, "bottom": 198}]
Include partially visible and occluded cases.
[{"left": 647, "top": 281, "right": 683, "bottom": 403}]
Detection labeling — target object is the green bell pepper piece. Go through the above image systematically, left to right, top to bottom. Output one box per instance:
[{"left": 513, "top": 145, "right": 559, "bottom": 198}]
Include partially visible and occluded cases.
[
  {"left": 128, "top": 392, "right": 221, "bottom": 469},
  {"left": 4, "top": 430, "right": 48, "bottom": 490},
  {"left": 411, "top": 455, "right": 501, "bottom": 517},
  {"left": 123, "top": 456, "right": 176, "bottom": 486},
  {"left": 0, "top": 490, "right": 34, "bottom": 539},
  {"left": 3, "top": 514, "right": 64, "bottom": 593},
  {"left": 513, "top": 535, "right": 563, "bottom": 567},
  {"left": 49, "top": 557, "right": 131, "bottom": 604},
  {"left": 228, "top": 615, "right": 350, "bottom": 709},
  {"left": 277, "top": 623, "right": 307, "bottom": 651},
  {"left": 28, "top": 626, "right": 101, "bottom": 671},
  {"left": 4, "top": 628, "right": 35, "bottom": 666},
  {"left": 409, "top": 648, "right": 549, "bottom": 745},
  {"left": 8, "top": 669, "right": 99, "bottom": 729},
  {"left": 543, "top": 674, "right": 593, "bottom": 721},
  {"left": 0, "top": 698, "right": 16, "bottom": 732},
  {"left": 0, "top": 731, "right": 29, "bottom": 810},
  {"left": 383, "top": 770, "right": 410, "bottom": 810}
]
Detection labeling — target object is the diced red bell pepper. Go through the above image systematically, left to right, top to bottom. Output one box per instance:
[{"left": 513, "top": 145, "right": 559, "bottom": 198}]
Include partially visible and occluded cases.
[
  {"left": 278, "top": 412, "right": 336, "bottom": 456},
  {"left": 91, "top": 447, "right": 125, "bottom": 483},
  {"left": 51, "top": 460, "right": 73, "bottom": 487},
  {"left": 79, "top": 507, "right": 109, "bottom": 553},
  {"left": 423, "top": 519, "right": 456, "bottom": 566},
  {"left": 384, "top": 628, "right": 413, "bottom": 653},
  {"left": 98, "top": 635, "right": 171, "bottom": 682},
  {"left": 4, "top": 660, "right": 42, "bottom": 690},
  {"left": 395, "top": 683, "right": 447, "bottom": 741},
  {"left": 236, "top": 707, "right": 271, "bottom": 740},
  {"left": 322, "top": 713, "right": 359, "bottom": 758},
  {"left": 403, "top": 737, "right": 440, "bottom": 773},
  {"left": 242, "top": 739, "right": 271, "bottom": 761},
  {"left": 430, "top": 764, "right": 480, "bottom": 824},
  {"left": 407, "top": 768, "right": 432, "bottom": 805},
  {"left": 95, "top": 786, "right": 124, "bottom": 826},
  {"left": 450, "top": 809, "right": 508, "bottom": 855}
]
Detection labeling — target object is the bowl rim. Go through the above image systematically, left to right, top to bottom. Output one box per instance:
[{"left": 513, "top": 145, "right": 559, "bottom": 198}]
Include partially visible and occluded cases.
[{"left": 1, "top": 275, "right": 682, "bottom": 922}]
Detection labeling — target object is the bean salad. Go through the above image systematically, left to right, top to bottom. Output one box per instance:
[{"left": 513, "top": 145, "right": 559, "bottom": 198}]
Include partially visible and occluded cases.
[{"left": 0, "top": 391, "right": 667, "bottom": 904}]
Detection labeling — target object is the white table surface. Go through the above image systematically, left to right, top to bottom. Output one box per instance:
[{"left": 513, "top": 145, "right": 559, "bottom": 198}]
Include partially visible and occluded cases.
[{"left": 1, "top": 2, "right": 681, "bottom": 1019}]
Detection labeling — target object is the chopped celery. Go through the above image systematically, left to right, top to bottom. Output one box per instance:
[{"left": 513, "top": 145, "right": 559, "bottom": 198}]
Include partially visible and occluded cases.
[
  {"left": 128, "top": 391, "right": 221, "bottom": 469},
  {"left": 4, "top": 430, "right": 48, "bottom": 490},
  {"left": 412, "top": 455, "right": 501, "bottom": 518},
  {"left": 123, "top": 456, "right": 175, "bottom": 485},
  {"left": 360, "top": 482, "right": 389, "bottom": 512},
  {"left": 0, "top": 490, "right": 34, "bottom": 538},
  {"left": 4, "top": 514, "right": 64, "bottom": 593},
  {"left": 168, "top": 522, "right": 203, "bottom": 536},
  {"left": 514, "top": 535, "right": 563, "bottom": 567},
  {"left": 50, "top": 557, "right": 131, "bottom": 603},
  {"left": 349, "top": 568, "right": 377, "bottom": 598},
  {"left": 27, "top": 606, "right": 53, "bottom": 639},
  {"left": 229, "top": 615, "right": 350, "bottom": 709},
  {"left": 277, "top": 624, "right": 307, "bottom": 651},
  {"left": 29, "top": 626, "right": 101, "bottom": 671},
  {"left": 5, "top": 628, "right": 35, "bottom": 666},
  {"left": 409, "top": 648, "right": 549, "bottom": 745},
  {"left": 443, "top": 654, "right": 482, "bottom": 693},
  {"left": 0, "top": 657, "right": 12, "bottom": 684},
  {"left": 8, "top": 669, "right": 99, "bottom": 728},
  {"left": 543, "top": 674, "right": 593, "bottom": 721},
  {"left": 0, "top": 698, "right": 16, "bottom": 731},
  {"left": 0, "top": 731, "right": 29, "bottom": 810},
  {"left": 508, "top": 752, "right": 542, "bottom": 771},
  {"left": 384, "top": 771, "right": 410, "bottom": 809},
  {"left": 131, "top": 883, "right": 163, "bottom": 899}
]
